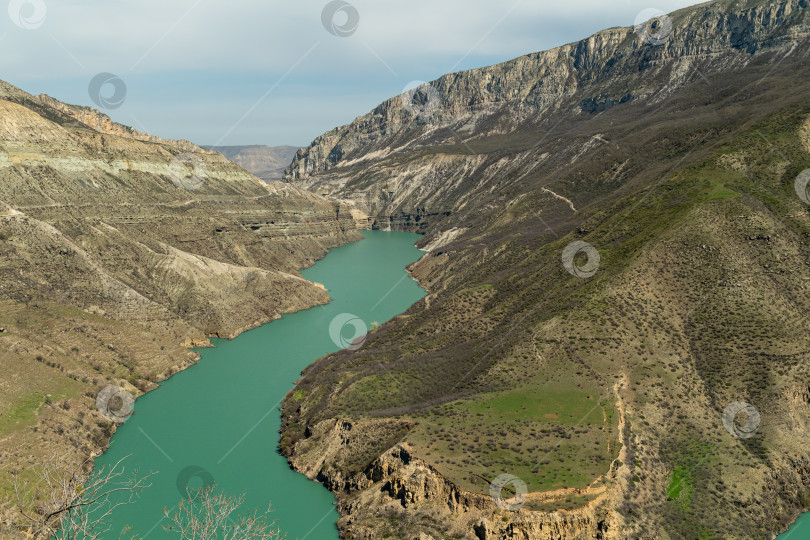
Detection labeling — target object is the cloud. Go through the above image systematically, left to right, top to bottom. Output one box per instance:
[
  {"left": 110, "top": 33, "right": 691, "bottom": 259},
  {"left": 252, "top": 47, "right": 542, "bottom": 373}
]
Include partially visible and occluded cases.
[{"left": 1, "top": 0, "right": 705, "bottom": 146}]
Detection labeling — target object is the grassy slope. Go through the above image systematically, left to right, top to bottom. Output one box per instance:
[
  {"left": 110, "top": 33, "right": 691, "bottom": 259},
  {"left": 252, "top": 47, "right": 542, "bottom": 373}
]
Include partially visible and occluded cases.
[
  {"left": 282, "top": 83, "right": 810, "bottom": 537},
  {"left": 0, "top": 300, "right": 198, "bottom": 509}
]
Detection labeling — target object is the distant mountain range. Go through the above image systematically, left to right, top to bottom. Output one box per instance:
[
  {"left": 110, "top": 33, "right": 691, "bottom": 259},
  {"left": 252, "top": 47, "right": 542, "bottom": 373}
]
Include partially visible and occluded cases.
[{"left": 205, "top": 145, "right": 301, "bottom": 182}]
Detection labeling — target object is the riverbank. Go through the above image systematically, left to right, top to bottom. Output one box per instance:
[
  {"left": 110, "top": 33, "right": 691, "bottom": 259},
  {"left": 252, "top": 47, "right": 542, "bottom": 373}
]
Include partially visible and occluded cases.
[
  {"left": 0, "top": 219, "right": 361, "bottom": 533},
  {"left": 87, "top": 231, "right": 427, "bottom": 539},
  {"left": 778, "top": 511, "right": 810, "bottom": 539}
]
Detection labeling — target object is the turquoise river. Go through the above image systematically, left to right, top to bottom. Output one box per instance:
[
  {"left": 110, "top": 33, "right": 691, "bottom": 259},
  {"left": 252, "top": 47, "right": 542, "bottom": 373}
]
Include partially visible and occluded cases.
[
  {"left": 92, "top": 230, "right": 426, "bottom": 539},
  {"left": 778, "top": 513, "right": 810, "bottom": 539}
]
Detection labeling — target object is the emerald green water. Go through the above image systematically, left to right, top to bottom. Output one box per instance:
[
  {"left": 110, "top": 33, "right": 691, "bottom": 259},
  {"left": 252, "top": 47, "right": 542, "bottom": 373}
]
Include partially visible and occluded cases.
[
  {"left": 91, "top": 231, "right": 426, "bottom": 539},
  {"left": 779, "top": 513, "right": 810, "bottom": 539}
]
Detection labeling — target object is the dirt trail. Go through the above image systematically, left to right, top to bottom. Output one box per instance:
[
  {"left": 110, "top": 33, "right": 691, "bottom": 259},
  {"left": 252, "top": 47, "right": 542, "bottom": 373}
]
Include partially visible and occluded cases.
[{"left": 541, "top": 187, "right": 577, "bottom": 213}]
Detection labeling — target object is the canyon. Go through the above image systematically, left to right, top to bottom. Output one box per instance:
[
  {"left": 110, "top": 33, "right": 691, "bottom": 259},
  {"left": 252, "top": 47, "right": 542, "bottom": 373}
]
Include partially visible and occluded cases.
[
  {"left": 2, "top": 0, "right": 810, "bottom": 537},
  {"left": 204, "top": 145, "right": 301, "bottom": 183}
]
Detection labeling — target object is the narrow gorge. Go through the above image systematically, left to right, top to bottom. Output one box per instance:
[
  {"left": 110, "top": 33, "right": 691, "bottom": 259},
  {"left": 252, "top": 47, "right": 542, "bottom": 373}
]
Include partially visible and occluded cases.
[{"left": 1, "top": 0, "right": 809, "bottom": 538}]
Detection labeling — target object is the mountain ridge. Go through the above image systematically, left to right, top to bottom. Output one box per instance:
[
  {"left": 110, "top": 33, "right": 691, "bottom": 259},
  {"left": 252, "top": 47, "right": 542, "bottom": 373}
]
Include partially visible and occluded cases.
[
  {"left": 279, "top": 0, "right": 810, "bottom": 538},
  {"left": 285, "top": 0, "right": 808, "bottom": 227},
  {"left": 0, "top": 77, "right": 360, "bottom": 529}
]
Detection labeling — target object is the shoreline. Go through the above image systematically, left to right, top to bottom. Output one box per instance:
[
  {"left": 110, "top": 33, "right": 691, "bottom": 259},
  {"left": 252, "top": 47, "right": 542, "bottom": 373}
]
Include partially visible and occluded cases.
[
  {"left": 16, "top": 227, "right": 367, "bottom": 535},
  {"left": 90, "top": 229, "right": 427, "bottom": 538}
]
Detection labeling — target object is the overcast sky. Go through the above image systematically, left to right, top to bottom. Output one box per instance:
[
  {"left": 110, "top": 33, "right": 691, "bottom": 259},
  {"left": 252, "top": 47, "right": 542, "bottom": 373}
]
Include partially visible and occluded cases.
[{"left": 2, "top": 0, "right": 706, "bottom": 147}]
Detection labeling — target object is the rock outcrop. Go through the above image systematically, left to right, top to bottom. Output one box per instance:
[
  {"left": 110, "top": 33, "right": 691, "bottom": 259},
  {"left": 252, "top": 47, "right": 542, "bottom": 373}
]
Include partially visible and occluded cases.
[
  {"left": 32, "top": 94, "right": 206, "bottom": 154},
  {"left": 289, "top": 424, "right": 617, "bottom": 539}
]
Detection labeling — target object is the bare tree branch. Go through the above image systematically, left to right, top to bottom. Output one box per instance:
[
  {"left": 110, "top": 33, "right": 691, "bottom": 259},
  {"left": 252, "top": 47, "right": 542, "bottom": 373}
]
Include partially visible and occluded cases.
[
  {"left": 8, "top": 454, "right": 154, "bottom": 540},
  {"left": 163, "top": 485, "right": 283, "bottom": 540}
]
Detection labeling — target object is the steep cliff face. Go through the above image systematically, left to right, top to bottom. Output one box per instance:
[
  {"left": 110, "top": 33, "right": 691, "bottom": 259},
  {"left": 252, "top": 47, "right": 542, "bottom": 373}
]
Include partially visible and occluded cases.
[
  {"left": 281, "top": 0, "right": 810, "bottom": 538},
  {"left": 286, "top": 0, "right": 809, "bottom": 230},
  {"left": 0, "top": 79, "right": 360, "bottom": 529},
  {"left": 286, "top": 417, "right": 623, "bottom": 539}
]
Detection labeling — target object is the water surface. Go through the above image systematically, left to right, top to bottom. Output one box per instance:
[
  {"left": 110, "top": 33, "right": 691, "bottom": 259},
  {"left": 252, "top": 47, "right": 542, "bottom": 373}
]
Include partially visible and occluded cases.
[
  {"left": 92, "top": 230, "right": 426, "bottom": 539},
  {"left": 778, "top": 512, "right": 809, "bottom": 539}
]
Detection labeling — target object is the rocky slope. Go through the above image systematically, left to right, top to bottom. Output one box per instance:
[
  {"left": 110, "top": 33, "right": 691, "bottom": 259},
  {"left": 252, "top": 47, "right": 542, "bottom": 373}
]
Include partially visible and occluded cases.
[
  {"left": 281, "top": 0, "right": 810, "bottom": 538},
  {"left": 286, "top": 0, "right": 809, "bottom": 230},
  {"left": 0, "top": 80, "right": 360, "bottom": 530},
  {"left": 33, "top": 93, "right": 205, "bottom": 154},
  {"left": 208, "top": 145, "right": 301, "bottom": 182}
]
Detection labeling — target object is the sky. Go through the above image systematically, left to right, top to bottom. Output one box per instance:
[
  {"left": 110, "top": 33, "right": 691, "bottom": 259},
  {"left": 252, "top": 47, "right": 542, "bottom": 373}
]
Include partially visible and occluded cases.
[{"left": 2, "top": 0, "right": 707, "bottom": 148}]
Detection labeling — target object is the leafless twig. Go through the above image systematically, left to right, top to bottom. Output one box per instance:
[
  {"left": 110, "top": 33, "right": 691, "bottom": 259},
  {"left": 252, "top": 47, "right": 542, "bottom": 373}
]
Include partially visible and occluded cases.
[
  {"left": 10, "top": 454, "right": 154, "bottom": 540},
  {"left": 163, "top": 485, "right": 283, "bottom": 540}
]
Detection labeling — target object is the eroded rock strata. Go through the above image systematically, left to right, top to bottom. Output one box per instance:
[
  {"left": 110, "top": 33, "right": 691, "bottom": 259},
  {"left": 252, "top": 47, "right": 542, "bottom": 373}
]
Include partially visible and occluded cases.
[
  {"left": 281, "top": 1, "right": 810, "bottom": 538},
  {"left": 0, "top": 79, "right": 360, "bottom": 528}
]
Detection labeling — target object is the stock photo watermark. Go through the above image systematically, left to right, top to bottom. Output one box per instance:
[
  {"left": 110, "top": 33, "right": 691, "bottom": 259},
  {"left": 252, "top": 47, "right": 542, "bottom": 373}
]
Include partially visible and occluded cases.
[
  {"left": 8, "top": 0, "right": 46, "bottom": 29},
  {"left": 321, "top": 0, "right": 359, "bottom": 37},
  {"left": 634, "top": 8, "right": 673, "bottom": 46},
  {"left": 88, "top": 72, "right": 127, "bottom": 110},
  {"left": 401, "top": 81, "right": 442, "bottom": 119},
  {"left": 169, "top": 153, "right": 208, "bottom": 191},
  {"left": 794, "top": 168, "right": 810, "bottom": 205},
  {"left": 562, "top": 240, "right": 600, "bottom": 278},
  {"left": 329, "top": 312, "right": 367, "bottom": 351},
  {"left": 95, "top": 385, "right": 135, "bottom": 424},
  {"left": 722, "top": 401, "right": 760, "bottom": 439},
  {"left": 176, "top": 466, "right": 216, "bottom": 498},
  {"left": 489, "top": 473, "right": 527, "bottom": 511}
]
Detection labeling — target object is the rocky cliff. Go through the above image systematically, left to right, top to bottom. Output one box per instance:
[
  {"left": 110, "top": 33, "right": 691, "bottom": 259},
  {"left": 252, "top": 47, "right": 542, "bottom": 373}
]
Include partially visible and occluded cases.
[
  {"left": 281, "top": 0, "right": 810, "bottom": 538},
  {"left": 286, "top": 0, "right": 809, "bottom": 230},
  {"left": 0, "top": 79, "right": 360, "bottom": 530},
  {"left": 32, "top": 93, "right": 205, "bottom": 154},
  {"left": 286, "top": 415, "right": 623, "bottom": 539}
]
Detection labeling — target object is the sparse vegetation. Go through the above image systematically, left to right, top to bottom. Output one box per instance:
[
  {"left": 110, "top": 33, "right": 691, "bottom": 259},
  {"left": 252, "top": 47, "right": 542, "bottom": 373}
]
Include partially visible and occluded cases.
[{"left": 281, "top": 30, "right": 810, "bottom": 540}]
